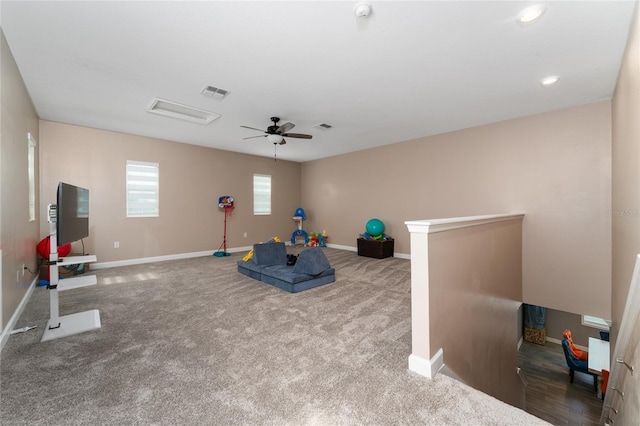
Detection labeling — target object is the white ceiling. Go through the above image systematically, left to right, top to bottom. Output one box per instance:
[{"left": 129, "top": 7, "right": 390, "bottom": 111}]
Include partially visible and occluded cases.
[{"left": 1, "top": 1, "right": 636, "bottom": 162}]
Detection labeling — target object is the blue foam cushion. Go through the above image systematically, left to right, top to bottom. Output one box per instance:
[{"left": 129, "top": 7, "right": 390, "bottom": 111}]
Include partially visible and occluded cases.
[
  {"left": 252, "top": 242, "right": 287, "bottom": 266},
  {"left": 293, "top": 247, "right": 331, "bottom": 276},
  {"left": 237, "top": 260, "right": 262, "bottom": 281},
  {"left": 262, "top": 265, "right": 335, "bottom": 284},
  {"left": 261, "top": 268, "right": 335, "bottom": 293}
]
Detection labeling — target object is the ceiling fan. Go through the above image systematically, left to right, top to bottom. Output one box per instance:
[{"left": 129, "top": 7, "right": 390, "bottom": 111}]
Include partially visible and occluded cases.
[{"left": 241, "top": 117, "right": 312, "bottom": 145}]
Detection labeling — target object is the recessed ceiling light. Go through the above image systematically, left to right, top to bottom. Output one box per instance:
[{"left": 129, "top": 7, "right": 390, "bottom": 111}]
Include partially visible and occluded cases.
[
  {"left": 518, "top": 4, "right": 546, "bottom": 25},
  {"left": 541, "top": 76, "right": 559, "bottom": 87}
]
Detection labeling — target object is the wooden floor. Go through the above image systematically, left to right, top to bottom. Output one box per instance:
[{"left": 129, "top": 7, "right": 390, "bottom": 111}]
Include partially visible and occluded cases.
[{"left": 518, "top": 340, "right": 604, "bottom": 425}]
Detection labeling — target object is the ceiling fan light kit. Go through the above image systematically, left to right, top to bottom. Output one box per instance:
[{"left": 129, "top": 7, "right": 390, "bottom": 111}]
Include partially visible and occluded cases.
[
  {"left": 241, "top": 116, "right": 313, "bottom": 160},
  {"left": 241, "top": 116, "right": 313, "bottom": 146},
  {"left": 267, "top": 134, "right": 284, "bottom": 144}
]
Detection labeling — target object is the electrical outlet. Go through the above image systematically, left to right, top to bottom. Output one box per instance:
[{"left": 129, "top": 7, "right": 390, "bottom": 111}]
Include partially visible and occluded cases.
[
  {"left": 244, "top": 232, "right": 247, "bottom": 238},
  {"left": 114, "top": 241, "right": 120, "bottom": 249}
]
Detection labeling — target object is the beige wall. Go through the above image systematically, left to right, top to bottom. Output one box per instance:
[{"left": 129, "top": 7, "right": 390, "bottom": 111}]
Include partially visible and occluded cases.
[
  {"left": 612, "top": 2, "right": 640, "bottom": 345},
  {"left": 611, "top": 3, "right": 640, "bottom": 424},
  {"left": 0, "top": 30, "right": 41, "bottom": 329},
  {"left": 302, "top": 102, "right": 612, "bottom": 318},
  {"left": 39, "top": 121, "right": 301, "bottom": 263},
  {"left": 428, "top": 219, "right": 524, "bottom": 408},
  {"left": 544, "top": 308, "right": 601, "bottom": 347}
]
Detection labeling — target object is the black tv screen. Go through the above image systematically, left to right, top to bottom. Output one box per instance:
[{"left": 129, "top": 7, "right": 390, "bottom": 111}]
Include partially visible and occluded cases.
[{"left": 56, "top": 182, "right": 89, "bottom": 246}]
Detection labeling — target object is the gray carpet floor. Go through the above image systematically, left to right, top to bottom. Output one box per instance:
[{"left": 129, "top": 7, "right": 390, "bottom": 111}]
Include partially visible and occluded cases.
[{"left": 1, "top": 247, "right": 548, "bottom": 425}]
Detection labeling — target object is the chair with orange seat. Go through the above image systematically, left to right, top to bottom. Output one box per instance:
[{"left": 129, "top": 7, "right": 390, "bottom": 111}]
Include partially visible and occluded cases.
[
  {"left": 561, "top": 337, "right": 598, "bottom": 393},
  {"left": 601, "top": 369, "right": 609, "bottom": 400}
]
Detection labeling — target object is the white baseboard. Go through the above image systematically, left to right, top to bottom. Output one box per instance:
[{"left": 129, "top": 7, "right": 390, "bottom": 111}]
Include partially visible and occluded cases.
[
  {"left": 326, "top": 243, "right": 410, "bottom": 259},
  {"left": 327, "top": 243, "right": 356, "bottom": 251},
  {"left": 89, "top": 244, "right": 412, "bottom": 270},
  {"left": 91, "top": 246, "right": 253, "bottom": 270},
  {"left": 0, "top": 276, "right": 38, "bottom": 352},
  {"left": 408, "top": 348, "right": 444, "bottom": 379}
]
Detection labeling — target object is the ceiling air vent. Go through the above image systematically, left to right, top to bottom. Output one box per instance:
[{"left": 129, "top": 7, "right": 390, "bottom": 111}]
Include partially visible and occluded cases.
[
  {"left": 201, "top": 85, "right": 230, "bottom": 99},
  {"left": 147, "top": 98, "right": 220, "bottom": 125},
  {"left": 313, "top": 123, "right": 333, "bottom": 130}
]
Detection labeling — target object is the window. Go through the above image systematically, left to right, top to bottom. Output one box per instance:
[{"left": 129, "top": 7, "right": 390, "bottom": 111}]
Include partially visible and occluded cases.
[
  {"left": 27, "top": 133, "right": 37, "bottom": 222},
  {"left": 126, "top": 160, "right": 159, "bottom": 217},
  {"left": 253, "top": 174, "right": 271, "bottom": 215},
  {"left": 581, "top": 315, "right": 611, "bottom": 331}
]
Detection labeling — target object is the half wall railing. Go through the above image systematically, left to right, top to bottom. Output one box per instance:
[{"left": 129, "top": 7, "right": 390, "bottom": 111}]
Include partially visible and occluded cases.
[{"left": 405, "top": 213, "right": 526, "bottom": 408}]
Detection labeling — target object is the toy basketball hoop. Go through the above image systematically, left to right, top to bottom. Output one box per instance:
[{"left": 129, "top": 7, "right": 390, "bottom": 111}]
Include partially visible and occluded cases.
[
  {"left": 214, "top": 196, "right": 234, "bottom": 257},
  {"left": 218, "top": 196, "right": 234, "bottom": 213}
]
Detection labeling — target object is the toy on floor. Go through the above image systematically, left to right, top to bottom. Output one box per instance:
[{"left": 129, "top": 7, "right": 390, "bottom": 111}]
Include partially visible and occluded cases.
[
  {"left": 214, "top": 196, "right": 235, "bottom": 257},
  {"left": 291, "top": 207, "right": 309, "bottom": 245},
  {"left": 361, "top": 218, "right": 393, "bottom": 241},
  {"left": 366, "top": 218, "right": 384, "bottom": 239},
  {"left": 308, "top": 232, "right": 328, "bottom": 247},
  {"left": 242, "top": 236, "right": 281, "bottom": 262},
  {"left": 37, "top": 237, "right": 72, "bottom": 259},
  {"left": 37, "top": 237, "right": 73, "bottom": 281},
  {"left": 237, "top": 242, "right": 335, "bottom": 293},
  {"left": 562, "top": 329, "right": 589, "bottom": 361}
]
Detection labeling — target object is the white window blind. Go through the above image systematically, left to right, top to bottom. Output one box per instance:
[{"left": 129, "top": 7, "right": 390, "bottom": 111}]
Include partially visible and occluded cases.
[
  {"left": 27, "top": 133, "right": 37, "bottom": 222},
  {"left": 127, "top": 160, "right": 159, "bottom": 217},
  {"left": 253, "top": 174, "right": 271, "bottom": 215}
]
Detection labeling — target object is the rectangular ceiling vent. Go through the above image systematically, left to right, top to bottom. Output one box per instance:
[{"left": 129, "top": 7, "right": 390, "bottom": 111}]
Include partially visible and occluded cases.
[
  {"left": 201, "top": 85, "right": 230, "bottom": 99},
  {"left": 147, "top": 98, "right": 220, "bottom": 125},
  {"left": 313, "top": 123, "right": 333, "bottom": 130}
]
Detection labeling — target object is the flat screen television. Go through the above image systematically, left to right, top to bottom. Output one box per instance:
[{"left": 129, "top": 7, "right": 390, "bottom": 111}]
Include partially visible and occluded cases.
[{"left": 56, "top": 182, "right": 89, "bottom": 246}]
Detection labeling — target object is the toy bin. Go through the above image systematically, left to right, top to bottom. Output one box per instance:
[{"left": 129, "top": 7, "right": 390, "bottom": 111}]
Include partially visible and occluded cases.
[{"left": 357, "top": 238, "right": 394, "bottom": 259}]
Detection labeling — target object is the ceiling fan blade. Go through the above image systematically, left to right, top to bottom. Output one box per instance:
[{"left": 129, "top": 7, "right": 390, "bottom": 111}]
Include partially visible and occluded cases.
[
  {"left": 277, "top": 122, "right": 295, "bottom": 133},
  {"left": 240, "top": 125, "right": 266, "bottom": 133},
  {"left": 281, "top": 132, "right": 312, "bottom": 139},
  {"left": 243, "top": 135, "right": 266, "bottom": 140},
  {"left": 279, "top": 138, "right": 287, "bottom": 145}
]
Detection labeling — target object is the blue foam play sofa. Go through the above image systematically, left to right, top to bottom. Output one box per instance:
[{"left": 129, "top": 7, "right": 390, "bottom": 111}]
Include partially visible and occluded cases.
[{"left": 237, "top": 242, "right": 335, "bottom": 293}]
